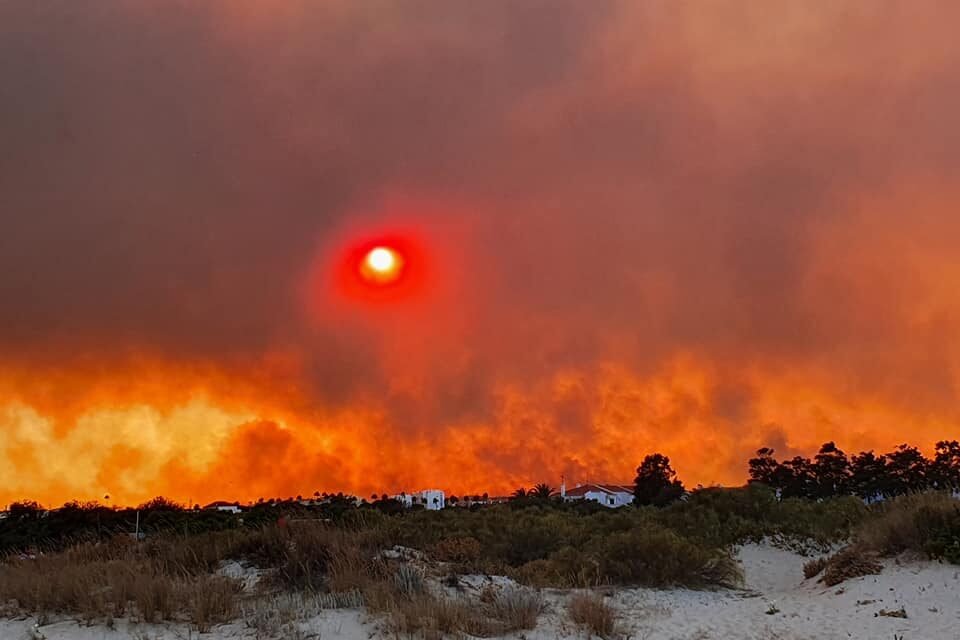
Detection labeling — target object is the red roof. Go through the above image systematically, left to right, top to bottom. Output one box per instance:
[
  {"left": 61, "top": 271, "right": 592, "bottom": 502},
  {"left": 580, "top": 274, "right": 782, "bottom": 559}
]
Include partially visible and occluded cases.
[
  {"left": 564, "top": 483, "right": 633, "bottom": 497},
  {"left": 203, "top": 501, "right": 241, "bottom": 509}
]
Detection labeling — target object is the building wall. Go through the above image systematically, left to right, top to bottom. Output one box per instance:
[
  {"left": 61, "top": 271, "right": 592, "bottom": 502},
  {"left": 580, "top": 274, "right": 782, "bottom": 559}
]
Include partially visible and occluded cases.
[
  {"left": 394, "top": 489, "right": 445, "bottom": 510},
  {"left": 420, "top": 489, "right": 445, "bottom": 510},
  {"left": 581, "top": 490, "right": 633, "bottom": 508}
]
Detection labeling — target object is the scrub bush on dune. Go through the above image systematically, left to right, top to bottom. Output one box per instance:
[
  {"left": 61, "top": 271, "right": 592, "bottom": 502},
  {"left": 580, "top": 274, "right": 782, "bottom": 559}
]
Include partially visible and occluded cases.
[
  {"left": 661, "top": 484, "right": 867, "bottom": 549},
  {"left": 857, "top": 491, "right": 960, "bottom": 562},
  {"left": 513, "top": 522, "right": 741, "bottom": 588},
  {"left": 596, "top": 524, "right": 742, "bottom": 587},
  {"left": 431, "top": 535, "right": 482, "bottom": 564},
  {"left": 818, "top": 546, "right": 882, "bottom": 586},
  {"left": 802, "top": 556, "right": 828, "bottom": 579},
  {"left": 487, "top": 586, "right": 543, "bottom": 631},
  {"left": 568, "top": 592, "right": 619, "bottom": 639}
]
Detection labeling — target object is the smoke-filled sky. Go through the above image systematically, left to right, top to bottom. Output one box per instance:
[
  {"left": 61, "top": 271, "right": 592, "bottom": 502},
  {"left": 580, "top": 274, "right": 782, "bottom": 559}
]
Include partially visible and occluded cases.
[{"left": 2, "top": 1, "right": 959, "bottom": 507}]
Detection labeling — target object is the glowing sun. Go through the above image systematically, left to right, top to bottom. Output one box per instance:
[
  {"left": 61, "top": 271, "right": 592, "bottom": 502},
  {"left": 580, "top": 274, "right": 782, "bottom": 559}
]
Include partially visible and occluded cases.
[{"left": 360, "top": 246, "right": 404, "bottom": 284}]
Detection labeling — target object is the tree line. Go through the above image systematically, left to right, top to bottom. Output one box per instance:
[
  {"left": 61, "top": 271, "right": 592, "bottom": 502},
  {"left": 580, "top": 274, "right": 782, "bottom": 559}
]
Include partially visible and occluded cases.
[{"left": 748, "top": 440, "right": 960, "bottom": 500}]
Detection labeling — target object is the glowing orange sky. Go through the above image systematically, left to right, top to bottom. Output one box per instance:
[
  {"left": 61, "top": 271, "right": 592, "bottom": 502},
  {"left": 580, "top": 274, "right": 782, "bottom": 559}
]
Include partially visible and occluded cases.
[{"left": 1, "top": 2, "right": 959, "bottom": 507}]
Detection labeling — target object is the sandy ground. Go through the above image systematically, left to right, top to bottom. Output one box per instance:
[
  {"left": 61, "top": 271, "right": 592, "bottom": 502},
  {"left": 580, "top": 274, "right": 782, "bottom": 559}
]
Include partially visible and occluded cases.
[{"left": 2, "top": 544, "right": 958, "bottom": 639}]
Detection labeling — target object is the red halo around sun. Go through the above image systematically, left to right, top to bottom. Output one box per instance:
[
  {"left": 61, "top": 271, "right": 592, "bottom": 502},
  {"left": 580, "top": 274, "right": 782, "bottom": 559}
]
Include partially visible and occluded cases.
[{"left": 332, "top": 232, "right": 428, "bottom": 306}]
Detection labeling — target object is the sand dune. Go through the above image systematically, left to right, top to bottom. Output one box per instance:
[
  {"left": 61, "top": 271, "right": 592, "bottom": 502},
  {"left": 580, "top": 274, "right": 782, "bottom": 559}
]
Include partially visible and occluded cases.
[{"left": 2, "top": 543, "right": 957, "bottom": 639}]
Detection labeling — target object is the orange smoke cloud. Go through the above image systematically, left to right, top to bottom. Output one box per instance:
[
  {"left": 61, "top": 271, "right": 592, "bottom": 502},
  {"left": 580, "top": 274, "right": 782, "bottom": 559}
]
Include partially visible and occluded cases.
[
  {"left": 1, "top": 2, "right": 959, "bottom": 507},
  {"left": 1, "top": 348, "right": 956, "bottom": 507}
]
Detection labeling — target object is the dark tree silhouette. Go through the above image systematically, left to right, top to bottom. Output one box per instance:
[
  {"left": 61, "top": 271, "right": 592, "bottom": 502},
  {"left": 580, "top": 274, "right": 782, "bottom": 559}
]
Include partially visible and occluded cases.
[
  {"left": 932, "top": 440, "right": 960, "bottom": 489},
  {"left": 750, "top": 441, "right": 942, "bottom": 501},
  {"left": 811, "top": 442, "right": 850, "bottom": 498},
  {"left": 884, "top": 444, "right": 930, "bottom": 495},
  {"left": 748, "top": 447, "right": 796, "bottom": 495},
  {"left": 748, "top": 448, "right": 780, "bottom": 485},
  {"left": 849, "top": 450, "right": 888, "bottom": 500},
  {"left": 633, "top": 454, "right": 685, "bottom": 506},
  {"left": 781, "top": 456, "right": 816, "bottom": 499},
  {"left": 530, "top": 483, "right": 555, "bottom": 499},
  {"left": 511, "top": 488, "right": 527, "bottom": 499},
  {"left": 137, "top": 496, "right": 184, "bottom": 512},
  {"left": 8, "top": 501, "right": 44, "bottom": 521}
]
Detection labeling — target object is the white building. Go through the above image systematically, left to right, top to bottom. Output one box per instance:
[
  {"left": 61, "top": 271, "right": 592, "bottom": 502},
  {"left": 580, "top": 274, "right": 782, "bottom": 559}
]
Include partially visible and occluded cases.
[
  {"left": 562, "top": 483, "right": 634, "bottom": 508},
  {"left": 394, "top": 489, "right": 445, "bottom": 510},
  {"left": 202, "top": 501, "right": 243, "bottom": 514}
]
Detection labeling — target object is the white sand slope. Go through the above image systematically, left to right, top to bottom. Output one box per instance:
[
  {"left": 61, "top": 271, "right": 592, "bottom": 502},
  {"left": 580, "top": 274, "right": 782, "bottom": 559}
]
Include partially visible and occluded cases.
[
  {"left": 2, "top": 543, "right": 958, "bottom": 639},
  {"left": 594, "top": 544, "right": 960, "bottom": 640}
]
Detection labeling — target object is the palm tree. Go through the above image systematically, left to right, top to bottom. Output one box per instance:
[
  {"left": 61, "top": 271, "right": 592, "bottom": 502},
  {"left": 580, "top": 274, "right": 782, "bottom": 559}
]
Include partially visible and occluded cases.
[
  {"left": 531, "top": 483, "right": 555, "bottom": 499},
  {"left": 511, "top": 487, "right": 528, "bottom": 499}
]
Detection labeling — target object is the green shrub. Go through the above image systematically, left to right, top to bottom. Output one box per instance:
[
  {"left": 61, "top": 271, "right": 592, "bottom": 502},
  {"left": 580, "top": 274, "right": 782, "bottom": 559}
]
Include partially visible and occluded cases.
[
  {"left": 661, "top": 484, "right": 866, "bottom": 548},
  {"left": 858, "top": 491, "right": 960, "bottom": 563},
  {"left": 598, "top": 523, "right": 742, "bottom": 587}
]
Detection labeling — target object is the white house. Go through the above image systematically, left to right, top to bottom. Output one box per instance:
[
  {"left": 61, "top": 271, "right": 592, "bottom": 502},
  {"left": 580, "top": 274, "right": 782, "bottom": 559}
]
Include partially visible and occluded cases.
[
  {"left": 562, "top": 483, "right": 634, "bottom": 508},
  {"left": 394, "top": 489, "right": 445, "bottom": 510},
  {"left": 202, "top": 501, "right": 243, "bottom": 514}
]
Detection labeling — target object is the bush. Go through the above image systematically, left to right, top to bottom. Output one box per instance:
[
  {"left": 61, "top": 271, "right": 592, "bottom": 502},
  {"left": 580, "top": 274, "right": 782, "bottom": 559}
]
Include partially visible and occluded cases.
[
  {"left": 661, "top": 484, "right": 867, "bottom": 549},
  {"left": 858, "top": 491, "right": 960, "bottom": 563},
  {"left": 919, "top": 509, "right": 960, "bottom": 563},
  {"left": 597, "top": 523, "right": 742, "bottom": 587},
  {"left": 431, "top": 536, "right": 481, "bottom": 564},
  {"left": 0, "top": 543, "right": 242, "bottom": 628},
  {"left": 819, "top": 546, "right": 882, "bottom": 586},
  {"left": 802, "top": 556, "right": 827, "bottom": 579},
  {"left": 392, "top": 565, "right": 425, "bottom": 597},
  {"left": 185, "top": 575, "right": 241, "bottom": 632},
  {"left": 487, "top": 587, "right": 543, "bottom": 631},
  {"left": 568, "top": 592, "right": 619, "bottom": 639}
]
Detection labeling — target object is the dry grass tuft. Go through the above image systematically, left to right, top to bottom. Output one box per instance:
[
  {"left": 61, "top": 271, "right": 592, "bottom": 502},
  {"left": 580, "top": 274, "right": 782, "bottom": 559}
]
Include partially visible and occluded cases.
[
  {"left": 819, "top": 546, "right": 882, "bottom": 586},
  {"left": 802, "top": 556, "right": 828, "bottom": 580},
  {"left": 364, "top": 568, "right": 542, "bottom": 638},
  {"left": 185, "top": 575, "right": 242, "bottom": 632},
  {"left": 487, "top": 586, "right": 543, "bottom": 631},
  {"left": 568, "top": 591, "right": 619, "bottom": 639}
]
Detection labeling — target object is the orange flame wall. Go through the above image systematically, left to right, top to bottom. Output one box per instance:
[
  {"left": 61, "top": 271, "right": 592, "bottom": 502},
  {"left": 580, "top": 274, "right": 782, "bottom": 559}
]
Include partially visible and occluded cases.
[{"left": 1, "top": 2, "right": 959, "bottom": 506}]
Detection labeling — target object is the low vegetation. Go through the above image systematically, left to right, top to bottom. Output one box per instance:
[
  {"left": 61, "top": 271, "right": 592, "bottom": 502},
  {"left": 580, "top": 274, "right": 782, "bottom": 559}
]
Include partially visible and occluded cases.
[
  {"left": 1, "top": 441, "right": 956, "bottom": 633},
  {"left": 801, "top": 491, "right": 960, "bottom": 585},
  {"left": 856, "top": 491, "right": 960, "bottom": 563},
  {"left": 818, "top": 546, "right": 883, "bottom": 586},
  {"left": 802, "top": 556, "right": 828, "bottom": 580},
  {"left": 568, "top": 591, "right": 619, "bottom": 639}
]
